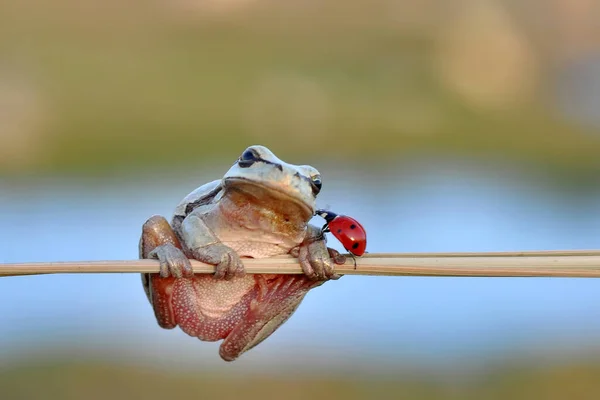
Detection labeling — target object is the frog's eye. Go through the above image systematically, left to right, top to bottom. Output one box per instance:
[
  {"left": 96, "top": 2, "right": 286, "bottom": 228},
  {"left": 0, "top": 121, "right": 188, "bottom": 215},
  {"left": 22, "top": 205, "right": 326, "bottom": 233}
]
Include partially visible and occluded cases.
[
  {"left": 239, "top": 148, "right": 260, "bottom": 167},
  {"left": 241, "top": 149, "right": 259, "bottom": 161},
  {"left": 310, "top": 174, "right": 322, "bottom": 195}
]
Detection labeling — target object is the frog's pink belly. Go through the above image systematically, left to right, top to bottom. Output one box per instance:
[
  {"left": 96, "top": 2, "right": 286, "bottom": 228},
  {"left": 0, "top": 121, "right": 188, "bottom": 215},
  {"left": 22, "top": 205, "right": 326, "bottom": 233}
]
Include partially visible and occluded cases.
[{"left": 170, "top": 275, "right": 257, "bottom": 341}]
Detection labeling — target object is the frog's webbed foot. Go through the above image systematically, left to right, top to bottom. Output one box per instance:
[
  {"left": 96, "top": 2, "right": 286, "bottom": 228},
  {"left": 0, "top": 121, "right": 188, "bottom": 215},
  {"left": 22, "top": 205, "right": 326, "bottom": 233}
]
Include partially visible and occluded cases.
[
  {"left": 290, "top": 225, "right": 341, "bottom": 281},
  {"left": 148, "top": 243, "right": 194, "bottom": 278},
  {"left": 191, "top": 243, "right": 245, "bottom": 281},
  {"left": 219, "top": 275, "right": 317, "bottom": 361}
]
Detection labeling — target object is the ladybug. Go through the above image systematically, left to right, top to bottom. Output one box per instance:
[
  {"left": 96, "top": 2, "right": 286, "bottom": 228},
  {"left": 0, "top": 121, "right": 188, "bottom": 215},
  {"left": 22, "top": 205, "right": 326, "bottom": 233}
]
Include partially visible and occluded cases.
[{"left": 315, "top": 209, "right": 367, "bottom": 257}]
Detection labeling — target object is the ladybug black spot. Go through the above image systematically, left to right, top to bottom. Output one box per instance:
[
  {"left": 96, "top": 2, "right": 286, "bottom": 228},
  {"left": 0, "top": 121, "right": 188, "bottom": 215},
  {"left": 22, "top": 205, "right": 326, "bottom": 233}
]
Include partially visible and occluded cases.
[
  {"left": 350, "top": 224, "right": 356, "bottom": 229},
  {"left": 337, "top": 229, "right": 342, "bottom": 234},
  {"left": 352, "top": 243, "right": 359, "bottom": 249}
]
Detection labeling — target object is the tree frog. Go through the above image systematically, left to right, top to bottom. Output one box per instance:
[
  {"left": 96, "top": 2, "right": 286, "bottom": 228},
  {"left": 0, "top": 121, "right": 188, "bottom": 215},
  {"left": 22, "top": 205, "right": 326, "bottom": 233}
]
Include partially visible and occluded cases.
[{"left": 139, "top": 145, "right": 342, "bottom": 361}]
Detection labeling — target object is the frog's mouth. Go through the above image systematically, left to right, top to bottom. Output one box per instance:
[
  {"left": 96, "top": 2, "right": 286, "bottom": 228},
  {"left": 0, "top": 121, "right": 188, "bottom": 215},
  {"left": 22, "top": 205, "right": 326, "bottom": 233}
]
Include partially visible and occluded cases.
[{"left": 222, "top": 177, "right": 314, "bottom": 220}]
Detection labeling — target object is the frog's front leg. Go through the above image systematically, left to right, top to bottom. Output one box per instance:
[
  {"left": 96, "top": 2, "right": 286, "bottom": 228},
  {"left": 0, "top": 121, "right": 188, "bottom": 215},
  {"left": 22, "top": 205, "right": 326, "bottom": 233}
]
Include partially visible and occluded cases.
[
  {"left": 180, "top": 212, "right": 245, "bottom": 280},
  {"left": 291, "top": 224, "right": 342, "bottom": 280}
]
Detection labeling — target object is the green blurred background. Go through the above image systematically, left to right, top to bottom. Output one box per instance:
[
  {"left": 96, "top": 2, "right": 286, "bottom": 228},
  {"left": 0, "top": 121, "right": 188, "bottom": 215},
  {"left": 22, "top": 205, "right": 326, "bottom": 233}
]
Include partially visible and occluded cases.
[
  {"left": 2, "top": 0, "right": 600, "bottom": 398},
  {"left": 2, "top": 0, "right": 600, "bottom": 175}
]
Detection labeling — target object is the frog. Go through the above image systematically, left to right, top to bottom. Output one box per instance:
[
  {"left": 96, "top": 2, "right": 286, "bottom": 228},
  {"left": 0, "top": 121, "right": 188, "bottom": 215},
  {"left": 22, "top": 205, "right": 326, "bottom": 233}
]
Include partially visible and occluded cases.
[{"left": 139, "top": 145, "right": 344, "bottom": 361}]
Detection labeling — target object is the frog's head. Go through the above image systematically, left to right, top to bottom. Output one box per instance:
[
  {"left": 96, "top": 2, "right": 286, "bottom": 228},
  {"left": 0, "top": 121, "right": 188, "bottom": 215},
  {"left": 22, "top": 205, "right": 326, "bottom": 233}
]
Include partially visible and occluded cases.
[{"left": 223, "top": 145, "right": 322, "bottom": 220}]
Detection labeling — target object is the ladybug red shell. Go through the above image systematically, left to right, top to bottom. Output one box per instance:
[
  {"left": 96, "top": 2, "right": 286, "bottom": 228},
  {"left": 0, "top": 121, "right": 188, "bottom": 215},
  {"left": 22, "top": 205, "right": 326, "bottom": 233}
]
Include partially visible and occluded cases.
[{"left": 315, "top": 209, "right": 367, "bottom": 256}]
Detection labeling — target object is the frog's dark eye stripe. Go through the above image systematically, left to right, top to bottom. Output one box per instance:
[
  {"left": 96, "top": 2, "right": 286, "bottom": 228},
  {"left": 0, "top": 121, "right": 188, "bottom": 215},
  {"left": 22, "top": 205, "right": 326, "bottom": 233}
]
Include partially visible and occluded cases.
[{"left": 183, "top": 185, "right": 222, "bottom": 215}]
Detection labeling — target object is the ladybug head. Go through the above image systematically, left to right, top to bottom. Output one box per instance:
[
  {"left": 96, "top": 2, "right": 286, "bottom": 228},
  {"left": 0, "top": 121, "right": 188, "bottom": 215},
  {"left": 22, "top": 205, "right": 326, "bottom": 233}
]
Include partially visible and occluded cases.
[{"left": 315, "top": 209, "right": 338, "bottom": 223}]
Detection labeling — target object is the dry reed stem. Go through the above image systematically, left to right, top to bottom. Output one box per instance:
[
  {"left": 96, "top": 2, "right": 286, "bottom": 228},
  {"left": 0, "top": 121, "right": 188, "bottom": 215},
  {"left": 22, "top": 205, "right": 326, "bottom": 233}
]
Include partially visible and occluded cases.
[{"left": 2, "top": 250, "right": 600, "bottom": 278}]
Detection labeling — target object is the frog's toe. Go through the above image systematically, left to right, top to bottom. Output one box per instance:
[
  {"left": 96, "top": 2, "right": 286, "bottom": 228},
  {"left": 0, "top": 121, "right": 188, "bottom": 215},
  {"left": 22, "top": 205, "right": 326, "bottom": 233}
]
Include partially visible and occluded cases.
[
  {"left": 297, "top": 240, "right": 340, "bottom": 280},
  {"left": 307, "top": 240, "right": 341, "bottom": 280},
  {"left": 148, "top": 243, "right": 193, "bottom": 278},
  {"left": 190, "top": 243, "right": 245, "bottom": 280},
  {"left": 297, "top": 245, "right": 318, "bottom": 280},
  {"left": 289, "top": 246, "right": 300, "bottom": 258},
  {"left": 328, "top": 248, "right": 347, "bottom": 265},
  {"left": 214, "top": 251, "right": 246, "bottom": 280},
  {"left": 315, "top": 252, "right": 340, "bottom": 280},
  {"left": 232, "top": 257, "right": 246, "bottom": 278}
]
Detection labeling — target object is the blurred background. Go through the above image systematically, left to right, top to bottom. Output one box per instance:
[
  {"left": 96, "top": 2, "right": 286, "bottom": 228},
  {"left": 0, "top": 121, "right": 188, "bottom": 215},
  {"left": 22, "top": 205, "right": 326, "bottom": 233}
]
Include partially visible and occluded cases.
[{"left": 2, "top": 0, "right": 600, "bottom": 398}]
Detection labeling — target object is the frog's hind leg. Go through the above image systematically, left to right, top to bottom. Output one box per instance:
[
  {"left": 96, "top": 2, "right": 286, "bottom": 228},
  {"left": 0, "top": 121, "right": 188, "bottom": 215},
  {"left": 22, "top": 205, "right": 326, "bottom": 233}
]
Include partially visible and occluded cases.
[
  {"left": 139, "top": 215, "right": 191, "bottom": 329},
  {"left": 140, "top": 215, "right": 193, "bottom": 279},
  {"left": 219, "top": 275, "right": 323, "bottom": 362}
]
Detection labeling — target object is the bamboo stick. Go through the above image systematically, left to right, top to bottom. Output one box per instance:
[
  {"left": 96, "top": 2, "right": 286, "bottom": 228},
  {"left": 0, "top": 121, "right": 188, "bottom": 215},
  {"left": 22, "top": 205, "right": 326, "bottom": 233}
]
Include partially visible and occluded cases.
[{"left": 2, "top": 250, "right": 600, "bottom": 277}]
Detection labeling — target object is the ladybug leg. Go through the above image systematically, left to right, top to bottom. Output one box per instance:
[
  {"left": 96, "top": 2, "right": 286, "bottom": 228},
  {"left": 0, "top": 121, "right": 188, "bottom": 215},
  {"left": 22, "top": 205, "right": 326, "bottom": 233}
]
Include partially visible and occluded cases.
[
  {"left": 319, "top": 225, "right": 330, "bottom": 243},
  {"left": 350, "top": 254, "right": 357, "bottom": 270}
]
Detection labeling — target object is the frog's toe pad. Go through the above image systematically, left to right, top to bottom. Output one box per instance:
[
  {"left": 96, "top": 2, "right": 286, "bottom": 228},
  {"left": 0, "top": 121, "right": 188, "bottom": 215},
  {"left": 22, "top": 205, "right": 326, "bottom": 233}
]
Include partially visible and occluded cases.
[{"left": 214, "top": 252, "right": 246, "bottom": 280}]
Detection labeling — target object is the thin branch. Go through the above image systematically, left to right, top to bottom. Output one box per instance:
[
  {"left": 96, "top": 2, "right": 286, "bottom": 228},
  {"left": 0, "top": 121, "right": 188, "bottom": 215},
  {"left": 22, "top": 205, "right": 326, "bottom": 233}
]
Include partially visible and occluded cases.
[{"left": 2, "top": 250, "right": 600, "bottom": 277}]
